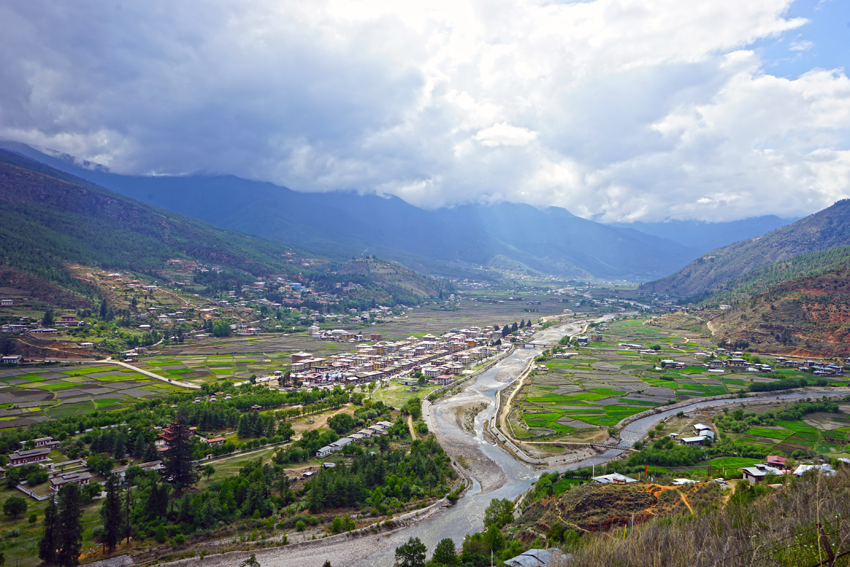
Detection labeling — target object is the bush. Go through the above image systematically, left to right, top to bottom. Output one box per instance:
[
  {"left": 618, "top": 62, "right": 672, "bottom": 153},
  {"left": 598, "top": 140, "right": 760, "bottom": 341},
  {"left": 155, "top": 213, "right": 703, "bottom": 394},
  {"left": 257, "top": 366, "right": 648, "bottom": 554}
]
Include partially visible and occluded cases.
[
  {"left": 295, "top": 520, "right": 306, "bottom": 532},
  {"left": 155, "top": 526, "right": 168, "bottom": 544}
]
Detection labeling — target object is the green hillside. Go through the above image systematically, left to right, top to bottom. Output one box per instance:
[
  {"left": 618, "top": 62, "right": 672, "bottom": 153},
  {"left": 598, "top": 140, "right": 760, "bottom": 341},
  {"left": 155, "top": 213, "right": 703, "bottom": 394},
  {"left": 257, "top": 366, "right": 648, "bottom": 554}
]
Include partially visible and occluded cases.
[
  {"left": 0, "top": 150, "right": 451, "bottom": 310},
  {"left": 0, "top": 151, "right": 308, "bottom": 307},
  {"left": 643, "top": 199, "right": 850, "bottom": 297},
  {"left": 697, "top": 245, "right": 850, "bottom": 308}
]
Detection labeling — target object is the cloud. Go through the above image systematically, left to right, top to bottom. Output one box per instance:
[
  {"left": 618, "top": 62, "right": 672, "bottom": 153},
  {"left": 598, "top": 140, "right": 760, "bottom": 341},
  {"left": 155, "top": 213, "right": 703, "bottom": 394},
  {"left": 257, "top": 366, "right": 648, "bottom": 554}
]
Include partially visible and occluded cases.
[
  {"left": 0, "top": 0, "right": 848, "bottom": 221},
  {"left": 790, "top": 40, "right": 815, "bottom": 51},
  {"left": 473, "top": 123, "right": 538, "bottom": 147}
]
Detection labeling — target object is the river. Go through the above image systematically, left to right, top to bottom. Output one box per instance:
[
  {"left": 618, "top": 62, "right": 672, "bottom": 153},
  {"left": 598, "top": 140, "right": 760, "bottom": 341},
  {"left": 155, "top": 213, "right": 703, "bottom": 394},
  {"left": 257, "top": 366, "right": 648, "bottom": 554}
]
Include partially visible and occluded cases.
[
  {"left": 172, "top": 317, "right": 844, "bottom": 567},
  {"left": 350, "top": 317, "right": 845, "bottom": 566}
]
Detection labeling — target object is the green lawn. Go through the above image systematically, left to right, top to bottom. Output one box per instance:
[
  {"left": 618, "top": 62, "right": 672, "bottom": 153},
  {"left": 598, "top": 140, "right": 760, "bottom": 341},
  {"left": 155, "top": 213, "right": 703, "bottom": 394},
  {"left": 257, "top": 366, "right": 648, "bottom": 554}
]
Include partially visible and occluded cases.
[{"left": 746, "top": 427, "right": 791, "bottom": 440}]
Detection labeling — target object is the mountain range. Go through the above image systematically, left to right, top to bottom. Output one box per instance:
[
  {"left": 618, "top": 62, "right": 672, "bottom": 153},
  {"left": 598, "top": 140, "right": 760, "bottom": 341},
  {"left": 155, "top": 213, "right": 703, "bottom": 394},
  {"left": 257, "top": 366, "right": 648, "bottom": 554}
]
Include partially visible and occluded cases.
[
  {"left": 0, "top": 141, "right": 796, "bottom": 282},
  {"left": 0, "top": 149, "right": 452, "bottom": 307},
  {"left": 643, "top": 199, "right": 850, "bottom": 298}
]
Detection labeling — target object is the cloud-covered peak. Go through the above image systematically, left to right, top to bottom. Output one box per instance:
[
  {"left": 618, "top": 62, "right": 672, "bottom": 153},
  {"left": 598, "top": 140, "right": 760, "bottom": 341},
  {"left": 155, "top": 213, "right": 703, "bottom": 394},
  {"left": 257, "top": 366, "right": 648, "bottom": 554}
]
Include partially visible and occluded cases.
[{"left": 1, "top": 0, "right": 848, "bottom": 221}]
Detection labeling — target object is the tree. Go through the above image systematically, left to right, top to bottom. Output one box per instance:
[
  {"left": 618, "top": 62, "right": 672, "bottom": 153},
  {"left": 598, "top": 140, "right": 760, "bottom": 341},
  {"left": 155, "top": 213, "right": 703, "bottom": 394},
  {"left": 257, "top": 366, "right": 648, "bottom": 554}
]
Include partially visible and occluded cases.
[
  {"left": 43, "top": 309, "right": 55, "bottom": 327},
  {"left": 211, "top": 319, "right": 231, "bottom": 337},
  {"left": 501, "top": 325, "right": 510, "bottom": 337},
  {"left": 162, "top": 410, "right": 200, "bottom": 490},
  {"left": 87, "top": 453, "right": 114, "bottom": 476},
  {"left": 203, "top": 464, "right": 216, "bottom": 481},
  {"left": 100, "top": 475, "right": 124, "bottom": 553},
  {"left": 57, "top": 483, "right": 83, "bottom": 567},
  {"left": 39, "top": 495, "right": 59, "bottom": 564},
  {"left": 3, "top": 496, "right": 27, "bottom": 519},
  {"left": 483, "top": 498, "right": 514, "bottom": 529},
  {"left": 394, "top": 537, "right": 427, "bottom": 567},
  {"left": 432, "top": 538, "right": 458, "bottom": 566}
]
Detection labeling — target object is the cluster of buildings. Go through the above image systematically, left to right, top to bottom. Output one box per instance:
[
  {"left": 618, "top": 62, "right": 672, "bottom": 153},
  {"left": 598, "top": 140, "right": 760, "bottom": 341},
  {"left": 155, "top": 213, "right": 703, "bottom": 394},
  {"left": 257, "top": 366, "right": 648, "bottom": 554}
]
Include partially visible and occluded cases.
[
  {"left": 289, "top": 327, "right": 506, "bottom": 387},
  {"left": 692, "top": 350, "right": 845, "bottom": 375},
  {"left": 315, "top": 421, "right": 393, "bottom": 458},
  {"left": 670, "top": 423, "right": 716, "bottom": 446},
  {"left": 1, "top": 437, "right": 98, "bottom": 494},
  {"left": 741, "top": 456, "right": 840, "bottom": 483}
]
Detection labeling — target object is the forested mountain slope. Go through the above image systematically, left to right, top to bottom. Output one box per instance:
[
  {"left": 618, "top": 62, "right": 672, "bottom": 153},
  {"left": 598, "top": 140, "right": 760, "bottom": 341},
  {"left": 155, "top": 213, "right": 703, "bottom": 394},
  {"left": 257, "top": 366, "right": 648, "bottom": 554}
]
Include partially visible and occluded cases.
[
  {"left": 0, "top": 141, "right": 702, "bottom": 281},
  {"left": 0, "top": 150, "right": 306, "bottom": 306},
  {"left": 643, "top": 199, "right": 850, "bottom": 297},
  {"left": 697, "top": 245, "right": 850, "bottom": 308},
  {"left": 707, "top": 265, "right": 850, "bottom": 357}
]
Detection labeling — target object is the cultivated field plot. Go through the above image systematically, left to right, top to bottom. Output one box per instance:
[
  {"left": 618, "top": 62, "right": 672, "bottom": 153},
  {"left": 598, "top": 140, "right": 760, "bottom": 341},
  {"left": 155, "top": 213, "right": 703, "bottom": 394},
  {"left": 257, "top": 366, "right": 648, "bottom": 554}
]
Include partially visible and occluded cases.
[
  {"left": 164, "top": 296, "right": 567, "bottom": 360},
  {"left": 509, "top": 317, "right": 761, "bottom": 442},
  {"left": 130, "top": 353, "right": 292, "bottom": 384},
  {"left": 0, "top": 365, "right": 182, "bottom": 428}
]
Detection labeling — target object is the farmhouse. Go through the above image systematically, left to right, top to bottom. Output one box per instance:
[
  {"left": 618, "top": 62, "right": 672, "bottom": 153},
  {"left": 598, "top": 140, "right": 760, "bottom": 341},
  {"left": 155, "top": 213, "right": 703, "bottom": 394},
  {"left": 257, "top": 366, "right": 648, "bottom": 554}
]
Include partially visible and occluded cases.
[
  {"left": 1, "top": 355, "right": 21, "bottom": 365},
  {"left": 22, "top": 437, "right": 61, "bottom": 450},
  {"left": 9, "top": 448, "right": 51, "bottom": 466},
  {"left": 741, "top": 464, "right": 784, "bottom": 484},
  {"left": 50, "top": 471, "right": 93, "bottom": 491},
  {"left": 592, "top": 472, "right": 638, "bottom": 485}
]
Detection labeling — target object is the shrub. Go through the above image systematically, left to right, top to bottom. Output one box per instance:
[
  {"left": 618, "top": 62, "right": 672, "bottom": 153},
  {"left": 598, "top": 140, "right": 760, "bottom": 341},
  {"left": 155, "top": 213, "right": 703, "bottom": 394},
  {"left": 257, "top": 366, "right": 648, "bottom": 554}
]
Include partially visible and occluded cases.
[
  {"left": 295, "top": 520, "right": 306, "bottom": 532},
  {"left": 155, "top": 526, "right": 168, "bottom": 544}
]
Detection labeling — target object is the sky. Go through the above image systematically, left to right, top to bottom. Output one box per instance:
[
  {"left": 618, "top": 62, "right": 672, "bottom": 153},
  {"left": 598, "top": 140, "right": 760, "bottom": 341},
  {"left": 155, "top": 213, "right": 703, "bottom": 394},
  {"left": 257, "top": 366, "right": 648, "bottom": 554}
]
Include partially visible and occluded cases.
[{"left": 1, "top": 0, "right": 849, "bottom": 222}]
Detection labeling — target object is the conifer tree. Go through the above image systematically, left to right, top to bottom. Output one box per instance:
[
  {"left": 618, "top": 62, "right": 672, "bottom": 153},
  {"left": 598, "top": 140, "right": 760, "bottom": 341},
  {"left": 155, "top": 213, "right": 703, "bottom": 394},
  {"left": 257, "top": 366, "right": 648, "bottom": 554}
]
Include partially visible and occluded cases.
[
  {"left": 163, "top": 410, "right": 200, "bottom": 490},
  {"left": 101, "top": 474, "right": 124, "bottom": 553},
  {"left": 56, "top": 483, "right": 83, "bottom": 567},
  {"left": 38, "top": 494, "right": 58, "bottom": 564}
]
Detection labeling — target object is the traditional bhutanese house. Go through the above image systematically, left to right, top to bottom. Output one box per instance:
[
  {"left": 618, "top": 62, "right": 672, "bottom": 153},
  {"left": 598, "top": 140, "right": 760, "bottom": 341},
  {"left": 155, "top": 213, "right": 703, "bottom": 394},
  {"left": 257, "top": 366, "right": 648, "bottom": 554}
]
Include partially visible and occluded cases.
[
  {"left": 1, "top": 355, "right": 21, "bottom": 365},
  {"left": 727, "top": 358, "right": 748, "bottom": 368},
  {"left": 431, "top": 375, "right": 454, "bottom": 386},
  {"left": 680, "top": 436, "right": 709, "bottom": 446},
  {"left": 21, "top": 437, "right": 61, "bottom": 450},
  {"left": 204, "top": 437, "right": 226, "bottom": 446},
  {"left": 9, "top": 448, "right": 51, "bottom": 466},
  {"left": 766, "top": 455, "right": 787, "bottom": 470},
  {"left": 742, "top": 464, "right": 784, "bottom": 484},
  {"left": 794, "top": 464, "right": 835, "bottom": 477},
  {"left": 50, "top": 471, "right": 93, "bottom": 491},
  {"left": 592, "top": 473, "right": 638, "bottom": 485}
]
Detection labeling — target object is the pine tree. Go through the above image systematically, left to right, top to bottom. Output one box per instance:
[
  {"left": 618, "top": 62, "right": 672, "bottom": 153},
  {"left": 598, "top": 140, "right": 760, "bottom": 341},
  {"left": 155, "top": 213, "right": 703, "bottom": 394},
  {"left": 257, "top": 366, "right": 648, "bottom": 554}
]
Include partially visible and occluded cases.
[
  {"left": 162, "top": 410, "right": 200, "bottom": 490},
  {"left": 133, "top": 434, "right": 146, "bottom": 459},
  {"left": 101, "top": 474, "right": 124, "bottom": 553},
  {"left": 56, "top": 483, "right": 83, "bottom": 567},
  {"left": 38, "top": 495, "right": 58, "bottom": 564}
]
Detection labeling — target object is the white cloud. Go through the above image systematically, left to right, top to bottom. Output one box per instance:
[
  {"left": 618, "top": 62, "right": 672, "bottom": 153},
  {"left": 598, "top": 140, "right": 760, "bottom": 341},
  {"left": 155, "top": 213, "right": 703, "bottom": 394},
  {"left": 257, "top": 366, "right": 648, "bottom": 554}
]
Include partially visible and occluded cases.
[
  {"left": 0, "top": 0, "right": 849, "bottom": 221},
  {"left": 790, "top": 40, "right": 814, "bottom": 51},
  {"left": 473, "top": 123, "right": 538, "bottom": 147}
]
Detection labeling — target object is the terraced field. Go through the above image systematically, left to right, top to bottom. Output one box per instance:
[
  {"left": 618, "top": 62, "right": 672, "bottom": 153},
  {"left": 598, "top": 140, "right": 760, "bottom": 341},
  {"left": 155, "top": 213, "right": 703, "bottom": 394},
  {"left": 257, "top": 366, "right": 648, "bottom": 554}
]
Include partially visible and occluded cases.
[
  {"left": 508, "top": 317, "right": 798, "bottom": 443},
  {"left": 131, "top": 353, "right": 291, "bottom": 384},
  {"left": 0, "top": 365, "right": 184, "bottom": 428}
]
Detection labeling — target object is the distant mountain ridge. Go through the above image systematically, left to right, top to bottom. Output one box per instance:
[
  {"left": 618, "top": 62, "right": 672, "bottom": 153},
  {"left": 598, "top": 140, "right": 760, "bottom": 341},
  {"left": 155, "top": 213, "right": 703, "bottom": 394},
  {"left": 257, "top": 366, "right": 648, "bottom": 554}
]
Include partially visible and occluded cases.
[
  {"left": 1, "top": 141, "right": 707, "bottom": 282},
  {"left": 0, "top": 149, "right": 451, "bottom": 308},
  {"left": 643, "top": 199, "right": 850, "bottom": 297},
  {"left": 610, "top": 216, "right": 796, "bottom": 253}
]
